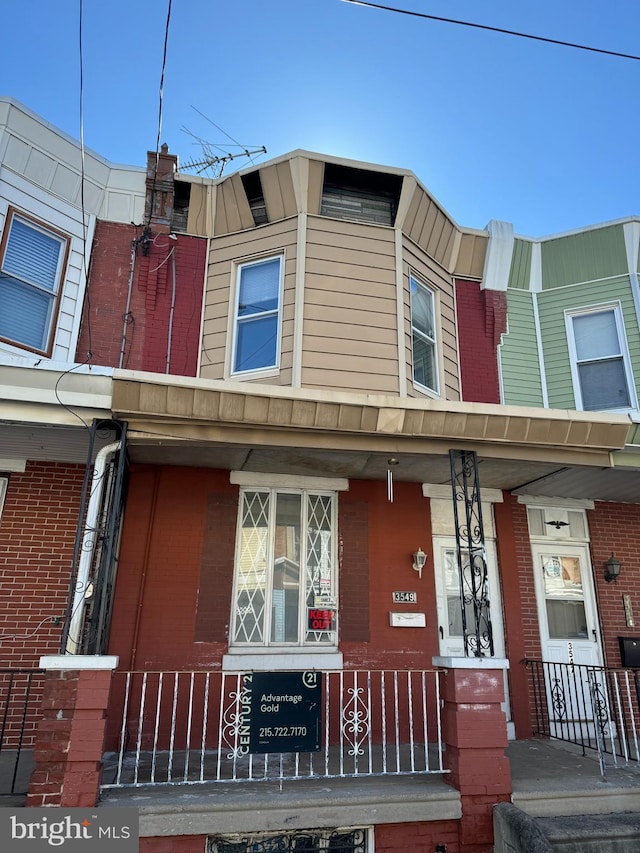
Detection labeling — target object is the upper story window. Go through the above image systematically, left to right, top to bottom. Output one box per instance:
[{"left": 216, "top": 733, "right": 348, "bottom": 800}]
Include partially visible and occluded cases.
[
  {"left": 320, "top": 163, "right": 402, "bottom": 227},
  {"left": 0, "top": 207, "right": 69, "bottom": 354},
  {"left": 232, "top": 255, "right": 283, "bottom": 375},
  {"left": 410, "top": 274, "right": 439, "bottom": 394},
  {"left": 566, "top": 305, "right": 635, "bottom": 411},
  {"left": 231, "top": 486, "right": 337, "bottom": 649}
]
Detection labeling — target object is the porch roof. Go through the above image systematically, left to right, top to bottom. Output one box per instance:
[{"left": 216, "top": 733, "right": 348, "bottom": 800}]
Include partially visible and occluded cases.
[{"left": 111, "top": 370, "right": 639, "bottom": 501}]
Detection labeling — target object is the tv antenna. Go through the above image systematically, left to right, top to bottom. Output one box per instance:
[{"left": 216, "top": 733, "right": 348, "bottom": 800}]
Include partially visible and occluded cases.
[{"left": 178, "top": 107, "right": 267, "bottom": 178}]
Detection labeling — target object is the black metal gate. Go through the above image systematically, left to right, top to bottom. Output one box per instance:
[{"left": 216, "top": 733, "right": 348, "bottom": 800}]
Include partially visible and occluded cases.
[{"left": 0, "top": 668, "right": 45, "bottom": 798}]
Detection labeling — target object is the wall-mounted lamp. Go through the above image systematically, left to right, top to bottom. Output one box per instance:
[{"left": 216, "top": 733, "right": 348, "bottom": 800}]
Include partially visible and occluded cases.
[
  {"left": 412, "top": 547, "right": 427, "bottom": 579},
  {"left": 604, "top": 554, "right": 622, "bottom": 584}
]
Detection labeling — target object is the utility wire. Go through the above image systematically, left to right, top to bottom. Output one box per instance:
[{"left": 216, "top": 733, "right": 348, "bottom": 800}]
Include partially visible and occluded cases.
[
  {"left": 77, "top": 0, "right": 93, "bottom": 361},
  {"left": 147, "top": 0, "right": 173, "bottom": 227},
  {"left": 341, "top": 0, "right": 640, "bottom": 62}
]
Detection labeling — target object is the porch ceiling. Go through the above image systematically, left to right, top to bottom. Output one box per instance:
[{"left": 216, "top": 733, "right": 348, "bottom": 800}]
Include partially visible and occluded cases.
[
  {"left": 113, "top": 371, "right": 638, "bottom": 502},
  {"left": 0, "top": 422, "right": 119, "bottom": 465}
]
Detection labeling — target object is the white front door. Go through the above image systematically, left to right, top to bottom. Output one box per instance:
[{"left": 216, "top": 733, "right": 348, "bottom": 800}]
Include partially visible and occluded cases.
[
  {"left": 433, "top": 537, "right": 513, "bottom": 734},
  {"left": 531, "top": 542, "right": 604, "bottom": 733},
  {"left": 532, "top": 542, "right": 602, "bottom": 668}
]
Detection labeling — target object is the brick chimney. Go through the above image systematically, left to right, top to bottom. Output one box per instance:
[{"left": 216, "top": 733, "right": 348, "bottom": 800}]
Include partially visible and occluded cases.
[{"left": 144, "top": 143, "right": 178, "bottom": 234}]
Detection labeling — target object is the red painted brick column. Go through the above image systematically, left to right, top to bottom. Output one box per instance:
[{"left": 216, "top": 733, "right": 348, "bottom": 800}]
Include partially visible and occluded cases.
[
  {"left": 26, "top": 655, "right": 118, "bottom": 808},
  {"left": 433, "top": 657, "right": 512, "bottom": 853}
]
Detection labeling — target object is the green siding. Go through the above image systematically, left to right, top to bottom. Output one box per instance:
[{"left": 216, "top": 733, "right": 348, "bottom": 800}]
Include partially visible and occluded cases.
[
  {"left": 541, "top": 225, "right": 627, "bottom": 289},
  {"left": 508, "top": 239, "right": 532, "bottom": 290},
  {"left": 537, "top": 276, "right": 639, "bottom": 410},
  {"left": 500, "top": 290, "right": 544, "bottom": 407}
]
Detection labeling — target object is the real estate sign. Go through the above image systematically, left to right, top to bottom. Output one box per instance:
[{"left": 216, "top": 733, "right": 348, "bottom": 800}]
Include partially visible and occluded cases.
[{"left": 240, "top": 671, "right": 322, "bottom": 754}]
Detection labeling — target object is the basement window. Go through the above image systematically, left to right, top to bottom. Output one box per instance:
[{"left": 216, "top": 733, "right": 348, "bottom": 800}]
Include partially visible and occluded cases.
[
  {"left": 320, "top": 163, "right": 402, "bottom": 226},
  {"left": 241, "top": 170, "right": 268, "bottom": 226},
  {"left": 209, "top": 828, "right": 367, "bottom": 853}
]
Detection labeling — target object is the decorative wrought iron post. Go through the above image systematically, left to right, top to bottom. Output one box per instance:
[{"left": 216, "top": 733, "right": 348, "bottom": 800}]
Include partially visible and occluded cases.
[{"left": 449, "top": 449, "right": 494, "bottom": 656}]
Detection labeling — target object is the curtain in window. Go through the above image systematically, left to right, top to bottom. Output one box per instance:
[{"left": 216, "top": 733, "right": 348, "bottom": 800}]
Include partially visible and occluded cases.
[{"left": 572, "top": 311, "right": 630, "bottom": 410}]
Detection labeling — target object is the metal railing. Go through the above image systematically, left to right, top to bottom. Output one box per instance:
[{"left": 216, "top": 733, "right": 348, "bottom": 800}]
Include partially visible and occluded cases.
[
  {"left": 525, "top": 659, "right": 640, "bottom": 777},
  {"left": 0, "top": 668, "right": 45, "bottom": 797},
  {"left": 102, "top": 669, "right": 446, "bottom": 788}
]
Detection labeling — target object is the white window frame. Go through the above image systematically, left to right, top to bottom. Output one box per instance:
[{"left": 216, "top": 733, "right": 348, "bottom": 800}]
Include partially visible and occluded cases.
[
  {"left": 0, "top": 207, "right": 69, "bottom": 355},
  {"left": 230, "top": 254, "right": 284, "bottom": 377},
  {"left": 410, "top": 273, "right": 439, "bottom": 395},
  {"left": 565, "top": 303, "right": 637, "bottom": 413},
  {"left": 228, "top": 474, "right": 343, "bottom": 660},
  {"left": 229, "top": 485, "right": 339, "bottom": 653}
]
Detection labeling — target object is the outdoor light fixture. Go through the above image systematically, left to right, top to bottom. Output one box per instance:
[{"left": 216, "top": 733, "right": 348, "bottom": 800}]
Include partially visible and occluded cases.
[
  {"left": 412, "top": 547, "right": 427, "bottom": 579},
  {"left": 604, "top": 554, "right": 622, "bottom": 583}
]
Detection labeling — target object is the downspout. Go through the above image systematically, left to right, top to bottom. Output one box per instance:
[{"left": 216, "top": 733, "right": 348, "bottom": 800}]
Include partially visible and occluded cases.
[
  {"left": 119, "top": 238, "right": 138, "bottom": 369},
  {"left": 166, "top": 247, "right": 177, "bottom": 373},
  {"left": 66, "top": 441, "right": 122, "bottom": 654}
]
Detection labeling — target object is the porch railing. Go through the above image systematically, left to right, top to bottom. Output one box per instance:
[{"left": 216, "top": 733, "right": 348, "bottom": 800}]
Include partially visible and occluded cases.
[
  {"left": 525, "top": 659, "right": 640, "bottom": 777},
  {"left": 0, "top": 668, "right": 45, "bottom": 797},
  {"left": 102, "top": 669, "right": 446, "bottom": 788}
]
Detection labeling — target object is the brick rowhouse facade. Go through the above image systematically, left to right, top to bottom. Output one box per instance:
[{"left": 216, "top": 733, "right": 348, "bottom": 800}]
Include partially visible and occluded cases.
[
  {"left": 77, "top": 222, "right": 205, "bottom": 375},
  {"left": 454, "top": 279, "right": 506, "bottom": 404},
  {"left": 0, "top": 462, "right": 84, "bottom": 668}
]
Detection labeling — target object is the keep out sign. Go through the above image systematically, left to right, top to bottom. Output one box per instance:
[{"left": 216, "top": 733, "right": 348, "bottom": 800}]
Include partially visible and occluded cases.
[{"left": 307, "top": 608, "right": 336, "bottom": 631}]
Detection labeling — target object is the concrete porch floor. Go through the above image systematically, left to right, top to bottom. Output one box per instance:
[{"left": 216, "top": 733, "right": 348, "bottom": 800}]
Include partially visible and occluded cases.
[
  {"left": 507, "top": 738, "right": 640, "bottom": 818},
  {"left": 95, "top": 739, "right": 640, "bottom": 837}
]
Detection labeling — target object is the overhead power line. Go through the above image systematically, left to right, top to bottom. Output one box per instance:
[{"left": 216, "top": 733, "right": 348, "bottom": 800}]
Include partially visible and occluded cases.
[{"left": 341, "top": 0, "right": 640, "bottom": 62}]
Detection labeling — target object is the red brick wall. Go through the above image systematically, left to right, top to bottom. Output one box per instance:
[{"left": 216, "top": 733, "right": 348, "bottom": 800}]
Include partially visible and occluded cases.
[
  {"left": 76, "top": 222, "right": 205, "bottom": 375},
  {"left": 455, "top": 279, "right": 506, "bottom": 404},
  {"left": 0, "top": 462, "right": 84, "bottom": 668},
  {"left": 107, "top": 465, "right": 229, "bottom": 672},
  {"left": 108, "top": 471, "right": 438, "bottom": 673},
  {"left": 342, "top": 480, "right": 438, "bottom": 670},
  {"left": 493, "top": 494, "right": 542, "bottom": 737},
  {"left": 588, "top": 501, "right": 640, "bottom": 668},
  {"left": 375, "top": 821, "right": 460, "bottom": 852},
  {"left": 140, "top": 825, "right": 461, "bottom": 853},
  {"left": 140, "top": 839, "right": 207, "bottom": 853}
]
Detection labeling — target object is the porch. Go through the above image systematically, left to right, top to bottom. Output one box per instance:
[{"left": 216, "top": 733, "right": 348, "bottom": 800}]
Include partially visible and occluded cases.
[{"left": 95, "top": 739, "right": 640, "bottom": 837}]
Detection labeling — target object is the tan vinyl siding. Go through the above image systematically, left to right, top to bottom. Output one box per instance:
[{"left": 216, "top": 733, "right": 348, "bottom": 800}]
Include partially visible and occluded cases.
[
  {"left": 307, "top": 159, "right": 324, "bottom": 215},
  {"left": 260, "top": 162, "right": 297, "bottom": 222},
  {"left": 213, "top": 173, "right": 254, "bottom": 235},
  {"left": 185, "top": 182, "right": 210, "bottom": 236},
  {"left": 402, "top": 184, "right": 458, "bottom": 270},
  {"left": 301, "top": 216, "right": 398, "bottom": 394},
  {"left": 200, "top": 217, "right": 299, "bottom": 385},
  {"left": 541, "top": 225, "right": 627, "bottom": 289},
  {"left": 454, "top": 231, "right": 488, "bottom": 280},
  {"left": 402, "top": 236, "right": 460, "bottom": 401},
  {"left": 508, "top": 239, "right": 533, "bottom": 290},
  {"left": 537, "top": 275, "right": 639, "bottom": 409},
  {"left": 500, "top": 290, "right": 544, "bottom": 407}
]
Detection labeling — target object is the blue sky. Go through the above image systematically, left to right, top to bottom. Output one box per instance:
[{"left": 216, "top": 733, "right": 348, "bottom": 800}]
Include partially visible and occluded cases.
[{"left": 2, "top": 0, "right": 639, "bottom": 236}]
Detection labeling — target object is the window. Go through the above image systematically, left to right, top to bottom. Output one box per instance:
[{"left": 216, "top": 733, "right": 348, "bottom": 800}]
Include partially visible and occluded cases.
[
  {"left": 0, "top": 208, "right": 68, "bottom": 354},
  {"left": 232, "top": 255, "right": 282, "bottom": 374},
  {"left": 410, "top": 274, "right": 438, "bottom": 393},
  {"left": 567, "top": 306, "right": 634, "bottom": 411},
  {"left": 231, "top": 487, "right": 337, "bottom": 648},
  {"left": 209, "top": 828, "right": 367, "bottom": 853}
]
